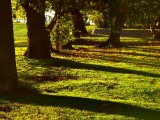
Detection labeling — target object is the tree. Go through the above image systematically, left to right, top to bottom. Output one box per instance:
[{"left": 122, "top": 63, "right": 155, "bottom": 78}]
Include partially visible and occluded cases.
[
  {"left": 0, "top": 0, "right": 18, "bottom": 92},
  {"left": 17, "top": 0, "right": 89, "bottom": 53},
  {"left": 21, "top": 0, "right": 51, "bottom": 59},
  {"left": 46, "top": 0, "right": 88, "bottom": 50},
  {"left": 50, "top": 0, "right": 88, "bottom": 36},
  {"left": 63, "top": 0, "right": 88, "bottom": 35},
  {"left": 98, "top": 0, "right": 129, "bottom": 48},
  {"left": 125, "top": 0, "right": 160, "bottom": 38},
  {"left": 70, "top": 8, "right": 88, "bottom": 36},
  {"left": 89, "top": 10, "right": 109, "bottom": 28}
]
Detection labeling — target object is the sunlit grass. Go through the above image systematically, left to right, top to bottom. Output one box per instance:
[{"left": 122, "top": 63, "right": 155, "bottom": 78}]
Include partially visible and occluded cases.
[{"left": 0, "top": 23, "right": 160, "bottom": 119}]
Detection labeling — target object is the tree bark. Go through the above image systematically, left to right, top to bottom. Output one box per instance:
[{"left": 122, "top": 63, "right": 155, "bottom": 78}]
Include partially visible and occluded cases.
[
  {"left": 0, "top": 0, "right": 18, "bottom": 92},
  {"left": 22, "top": 1, "right": 51, "bottom": 59},
  {"left": 98, "top": 4, "right": 127, "bottom": 48},
  {"left": 70, "top": 8, "right": 88, "bottom": 35},
  {"left": 108, "top": 12, "right": 126, "bottom": 48},
  {"left": 46, "top": 16, "right": 57, "bottom": 31},
  {"left": 150, "top": 17, "right": 160, "bottom": 39},
  {"left": 99, "top": 32, "right": 122, "bottom": 48}
]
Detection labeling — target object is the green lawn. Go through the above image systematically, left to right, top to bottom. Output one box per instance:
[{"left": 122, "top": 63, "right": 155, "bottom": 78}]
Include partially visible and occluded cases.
[{"left": 0, "top": 23, "right": 160, "bottom": 120}]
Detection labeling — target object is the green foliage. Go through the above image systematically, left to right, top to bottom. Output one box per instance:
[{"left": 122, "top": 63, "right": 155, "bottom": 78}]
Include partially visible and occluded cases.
[
  {"left": 11, "top": 0, "right": 26, "bottom": 21},
  {"left": 126, "top": 0, "right": 160, "bottom": 28},
  {"left": 89, "top": 11, "right": 108, "bottom": 28},
  {"left": 51, "top": 15, "right": 73, "bottom": 48}
]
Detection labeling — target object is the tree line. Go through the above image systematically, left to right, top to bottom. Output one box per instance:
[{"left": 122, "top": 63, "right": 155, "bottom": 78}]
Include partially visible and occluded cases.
[{"left": 0, "top": 0, "right": 160, "bottom": 92}]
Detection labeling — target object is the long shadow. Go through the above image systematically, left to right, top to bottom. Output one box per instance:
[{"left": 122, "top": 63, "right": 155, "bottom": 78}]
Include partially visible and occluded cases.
[
  {"left": 82, "top": 34, "right": 108, "bottom": 37},
  {"left": 68, "top": 38, "right": 103, "bottom": 46},
  {"left": 123, "top": 41, "right": 160, "bottom": 46},
  {"left": 130, "top": 46, "right": 160, "bottom": 54},
  {"left": 84, "top": 49, "right": 160, "bottom": 59},
  {"left": 54, "top": 51, "right": 160, "bottom": 68},
  {"left": 99, "top": 56, "right": 160, "bottom": 68},
  {"left": 38, "top": 58, "right": 160, "bottom": 78},
  {"left": 1, "top": 91, "right": 160, "bottom": 120}
]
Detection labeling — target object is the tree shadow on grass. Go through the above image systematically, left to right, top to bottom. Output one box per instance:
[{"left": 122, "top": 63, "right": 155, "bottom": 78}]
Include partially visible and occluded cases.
[
  {"left": 130, "top": 46, "right": 160, "bottom": 54},
  {"left": 83, "top": 48, "right": 160, "bottom": 59},
  {"left": 54, "top": 49, "right": 160, "bottom": 68},
  {"left": 38, "top": 58, "right": 160, "bottom": 78},
  {"left": 1, "top": 88, "right": 160, "bottom": 120}
]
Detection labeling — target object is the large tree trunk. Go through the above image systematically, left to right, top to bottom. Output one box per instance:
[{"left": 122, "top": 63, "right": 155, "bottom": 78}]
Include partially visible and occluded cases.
[
  {"left": 0, "top": 0, "right": 18, "bottom": 92},
  {"left": 22, "top": 1, "right": 51, "bottom": 59},
  {"left": 70, "top": 8, "right": 88, "bottom": 35}
]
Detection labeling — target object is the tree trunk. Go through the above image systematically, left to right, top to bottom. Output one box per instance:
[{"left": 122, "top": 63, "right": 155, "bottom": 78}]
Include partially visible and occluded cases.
[
  {"left": 0, "top": 0, "right": 18, "bottom": 92},
  {"left": 22, "top": 1, "right": 51, "bottom": 59},
  {"left": 98, "top": 5, "right": 127, "bottom": 48},
  {"left": 70, "top": 8, "right": 88, "bottom": 35},
  {"left": 108, "top": 12, "right": 126, "bottom": 47},
  {"left": 46, "top": 15, "right": 57, "bottom": 51},
  {"left": 150, "top": 17, "right": 160, "bottom": 39},
  {"left": 109, "top": 33, "right": 121, "bottom": 48}
]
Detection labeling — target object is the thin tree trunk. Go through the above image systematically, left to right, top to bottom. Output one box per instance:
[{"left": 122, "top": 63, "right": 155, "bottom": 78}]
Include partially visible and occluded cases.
[
  {"left": 0, "top": 0, "right": 18, "bottom": 92},
  {"left": 62, "top": 8, "right": 88, "bottom": 49},
  {"left": 45, "top": 10, "right": 70, "bottom": 52},
  {"left": 45, "top": 15, "right": 58, "bottom": 52},
  {"left": 46, "top": 16, "right": 57, "bottom": 31}
]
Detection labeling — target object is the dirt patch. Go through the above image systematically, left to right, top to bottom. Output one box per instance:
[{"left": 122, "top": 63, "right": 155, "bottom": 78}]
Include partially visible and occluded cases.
[
  {"left": 23, "top": 75, "right": 79, "bottom": 83},
  {"left": 0, "top": 105, "right": 12, "bottom": 112}
]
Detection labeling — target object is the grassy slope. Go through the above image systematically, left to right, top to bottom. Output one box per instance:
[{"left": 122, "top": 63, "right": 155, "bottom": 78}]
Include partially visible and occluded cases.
[{"left": 0, "top": 23, "right": 160, "bottom": 120}]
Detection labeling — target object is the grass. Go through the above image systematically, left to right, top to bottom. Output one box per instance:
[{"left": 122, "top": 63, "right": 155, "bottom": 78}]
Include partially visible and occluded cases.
[{"left": 0, "top": 23, "right": 160, "bottom": 119}]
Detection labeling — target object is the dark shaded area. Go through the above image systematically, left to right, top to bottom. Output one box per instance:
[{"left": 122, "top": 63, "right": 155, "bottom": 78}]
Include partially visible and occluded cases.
[
  {"left": 82, "top": 34, "right": 108, "bottom": 37},
  {"left": 62, "top": 35, "right": 160, "bottom": 50},
  {"left": 118, "top": 37, "right": 160, "bottom": 47},
  {"left": 61, "top": 38, "right": 103, "bottom": 50},
  {"left": 63, "top": 38, "right": 102, "bottom": 46},
  {"left": 124, "top": 41, "right": 160, "bottom": 46},
  {"left": 130, "top": 46, "right": 160, "bottom": 54},
  {"left": 85, "top": 48, "right": 160, "bottom": 59},
  {"left": 74, "top": 49, "right": 160, "bottom": 68},
  {"left": 53, "top": 50, "right": 160, "bottom": 68},
  {"left": 99, "top": 56, "right": 160, "bottom": 68},
  {"left": 37, "top": 58, "right": 160, "bottom": 78},
  {"left": 21, "top": 75, "right": 79, "bottom": 83},
  {"left": 1, "top": 89, "right": 160, "bottom": 120},
  {"left": 0, "top": 105, "right": 12, "bottom": 112}
]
